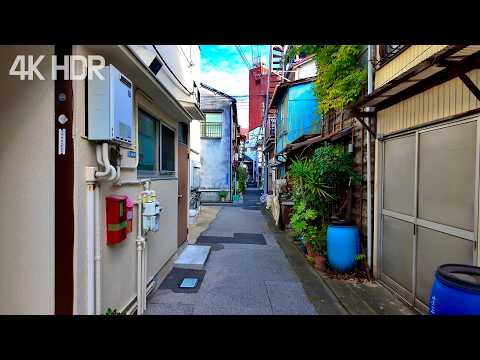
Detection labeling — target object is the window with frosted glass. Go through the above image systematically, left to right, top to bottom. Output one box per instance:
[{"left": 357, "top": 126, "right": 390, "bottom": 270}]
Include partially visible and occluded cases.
[
  {"left": 138, "top": 110, "right": 156, "bottom": 172},
  {"left": 202, "top": 112, "right": 223, "bottom": 138},
  {"left": 418, "top": 122, "right": 476, "bottom": 231},
  {"left": 161, "top": 124, "right": 175, "bottom": 173}
]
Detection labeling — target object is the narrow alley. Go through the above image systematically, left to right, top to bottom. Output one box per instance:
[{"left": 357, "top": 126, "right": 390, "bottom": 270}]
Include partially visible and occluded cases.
[
  {"left": 2, "top": 44, "right": 479, "bottom": 316},
  {"left": 145, "top": 189, "right": 342, "bottom": 315}
]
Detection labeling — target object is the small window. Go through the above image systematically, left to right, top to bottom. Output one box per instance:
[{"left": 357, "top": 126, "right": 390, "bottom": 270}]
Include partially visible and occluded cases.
[
  {"left": 138, "top": 108, "right": 176, "bottom": 177},
  {"left": 138, "top": 110, "right": 157, "bottom": 172},
  {"left": 202, "top": 112, "right": 223, "bottom": 138},
  {"left": 206, "top": 112, "right": 222, "bottom": 123},
  {"left": 179, "top": 122, "right": 189, "bottom": 145},
  {"left": 161, "top": 124, "right": 175, "bottom": 174}
]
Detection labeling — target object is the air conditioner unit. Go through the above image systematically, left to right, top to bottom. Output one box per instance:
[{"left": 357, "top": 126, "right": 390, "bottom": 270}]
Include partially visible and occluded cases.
[{"left": 88, "top": 65, "right": 133, "bottom": 145}]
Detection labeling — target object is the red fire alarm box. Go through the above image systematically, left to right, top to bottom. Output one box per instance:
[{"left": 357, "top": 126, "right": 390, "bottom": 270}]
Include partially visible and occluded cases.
[{"left": 106, "top": 195, "right": 128, "bottom": 245}]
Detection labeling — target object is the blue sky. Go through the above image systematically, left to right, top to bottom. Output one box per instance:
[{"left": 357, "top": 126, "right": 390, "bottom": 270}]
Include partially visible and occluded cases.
[{"left": 199, "top": 45, "right": 269, "bottom": 128}]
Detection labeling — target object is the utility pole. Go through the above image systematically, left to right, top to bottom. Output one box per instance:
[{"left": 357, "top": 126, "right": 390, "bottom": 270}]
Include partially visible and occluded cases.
[{"left": 263, "top": 45, "right": 273, "bottom": 195}]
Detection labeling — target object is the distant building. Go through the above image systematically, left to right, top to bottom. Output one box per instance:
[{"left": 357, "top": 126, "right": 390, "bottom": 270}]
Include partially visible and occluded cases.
[
  {"left": 249, "top": 60, "right": 281, "bottom": 188},
  {"left": 198, "top": 83, "right": 239, "bottom": 202}
]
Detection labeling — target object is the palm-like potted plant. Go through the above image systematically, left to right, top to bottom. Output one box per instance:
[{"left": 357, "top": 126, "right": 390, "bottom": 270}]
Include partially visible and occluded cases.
[{"left": 288, "top": 144, "right": 361, "bottom": 272}]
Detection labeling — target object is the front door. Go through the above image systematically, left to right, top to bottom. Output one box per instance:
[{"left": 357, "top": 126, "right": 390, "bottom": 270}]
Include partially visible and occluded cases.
[
  {"left": 379, "top": 117, "right": 478, "bottom": 312},
  {"left": 177, "top": 123, "right": 189, "bottom": 246}
]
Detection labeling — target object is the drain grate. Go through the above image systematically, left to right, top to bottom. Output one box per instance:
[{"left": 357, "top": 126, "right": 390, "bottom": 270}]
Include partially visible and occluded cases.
[
  {"left": 197, "top": 233, "right": 266, "bottom": 245},
  {"left": 159, "top": 268, "right": 205, "bottom": 293},
  {"left": 179, "top": 278, "right": 199, "bottom": 289}
]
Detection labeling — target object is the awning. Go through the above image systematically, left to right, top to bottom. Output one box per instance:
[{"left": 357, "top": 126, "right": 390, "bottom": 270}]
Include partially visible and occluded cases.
[
  {"left": 357, "top": 45, "right": 480, "bottom": 111},
  {"left": 178, "top": 100, "right": 206, "bottom": 121},
  {"left": 282, "top": 126, "right": 353, "bottom": 153}
]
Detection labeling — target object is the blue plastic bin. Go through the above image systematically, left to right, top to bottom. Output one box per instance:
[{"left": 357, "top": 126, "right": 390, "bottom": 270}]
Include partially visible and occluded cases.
[
  {"left": 326, "top": 221, "right": 360, "bottom": 272},
  {"left": 429, "top": 264, "right": 480, "bottom": 315}
]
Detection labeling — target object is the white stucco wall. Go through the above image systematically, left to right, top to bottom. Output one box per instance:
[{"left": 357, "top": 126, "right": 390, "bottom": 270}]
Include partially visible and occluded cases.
[
  {"left": 0, "top": 45, "right": 55, "bottom": 314},
  {"left": 128, "top": 45, "right": 201, "bottom": 104},
  {"left": 73, "top": 46, "right": 180, "bottom": 314},
  {"left": 190, "top": 119, "right": 201, "bottom": 190}
]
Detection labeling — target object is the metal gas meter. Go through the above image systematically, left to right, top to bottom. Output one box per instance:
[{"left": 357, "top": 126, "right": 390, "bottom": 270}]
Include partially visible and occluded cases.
[{"left": 141, "top": 189, "right": 162, "bottom": 233}]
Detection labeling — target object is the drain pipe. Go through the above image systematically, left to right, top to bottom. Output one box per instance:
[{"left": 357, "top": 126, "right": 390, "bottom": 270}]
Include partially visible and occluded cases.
[
  {"left": 366, "top": 45, "right": 374, "bottom": 271},
  {"left": 88, "top": 142, "right": 119, "bottom": 315},
  {"left": 86, "top": 169, "right": 96, "bottom": 315},
  {"left": 135, "top": 179, "right": 151, "bottom": 315},
  {"left": 142, "top": 181, "right": 151, "bottom": 312},
  {"left": 94, "top": 184, "right": 102, "bottom": 314},
  {"left": 135, "top": 197, "right": 145, "bottom": 314}
]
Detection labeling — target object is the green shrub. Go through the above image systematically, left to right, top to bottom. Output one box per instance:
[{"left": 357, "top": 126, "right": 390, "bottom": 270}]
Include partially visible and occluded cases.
[
  {"left": 284, "top": 45, "right": 367, "bottom": 114},
  {"left": 287, "top": 144, "right": 359, "bottom": 256},
  {"left": 236, "top": 166, "right": 247, "bottom": 194},
  {"left": 218, "top": 191, "right": 228, "bottom": 199},
  {"left": 105, "top": 308, "right": 123, "bottom": 315}
]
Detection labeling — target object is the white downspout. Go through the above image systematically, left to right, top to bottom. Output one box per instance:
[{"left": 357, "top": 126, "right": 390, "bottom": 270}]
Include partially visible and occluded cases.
[
  {"left": 366, "top": 45, "right": 374, "bottom": 270},
  {"left": 86, "top": 164, "right": 104, "bottom": 315},
  {"left": 86, "top": 171, "right": 96, "bottom": 315},
  {"left": 142, "top": 181, "right": 150, "bottom": 312},
  {"left": 94, "top": 182, "right": 102, "bottom": 314},
  {"left": 135, "top": 193, "right": 146, "bottom": 315},
  {"left": 144, "top": 236, "right": 148, "bottom": 312}
]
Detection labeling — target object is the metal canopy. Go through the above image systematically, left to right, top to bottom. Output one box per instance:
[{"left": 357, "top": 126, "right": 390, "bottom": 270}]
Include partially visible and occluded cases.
[{"left": 358, "top": 45, "right": 480, "bottom": 110}]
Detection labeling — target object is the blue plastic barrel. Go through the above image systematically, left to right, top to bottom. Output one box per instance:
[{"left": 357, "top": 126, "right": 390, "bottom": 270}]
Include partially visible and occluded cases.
[
  {"left": 326, "top": 221, "right": 360, "bottom": 272},
  {"left": 429, "top": 264, "right": 480, "bottom": 315}
]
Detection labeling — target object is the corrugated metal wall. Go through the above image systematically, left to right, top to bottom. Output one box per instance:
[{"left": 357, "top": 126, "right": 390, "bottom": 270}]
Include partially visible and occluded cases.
[
  {"left": 375, "top": 45, "right": 448, "bottom": 88},
  {"left": 378, "top": 69, "right": 480, "bottom": 134},
  {"left": 275, "top": 82, "right": 321, "bottom": 154},
  {"left": 287, "top": 82, "right": 321, "bottom": 143}
]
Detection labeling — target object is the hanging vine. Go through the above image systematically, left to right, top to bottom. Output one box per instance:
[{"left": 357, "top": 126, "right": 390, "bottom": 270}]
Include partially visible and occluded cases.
[{"left": 285, "top": 45, "right": 367, "bottom": 114}]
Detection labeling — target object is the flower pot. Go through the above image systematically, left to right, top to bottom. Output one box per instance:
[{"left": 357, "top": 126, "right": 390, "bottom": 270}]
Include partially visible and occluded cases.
[
  {"left": 305, "top": 243, "right": 314, "bottom": 257},
  {"left": 313, "top": 254, "right": 327, "bottom": 271}
]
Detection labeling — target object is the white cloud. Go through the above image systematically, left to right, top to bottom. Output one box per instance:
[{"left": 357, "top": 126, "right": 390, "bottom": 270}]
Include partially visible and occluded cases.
[{"left": 200, "top": 67, "right": 250, "bottom": 128}]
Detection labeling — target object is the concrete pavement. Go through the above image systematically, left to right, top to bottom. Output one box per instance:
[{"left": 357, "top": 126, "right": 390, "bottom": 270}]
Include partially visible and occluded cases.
[{"left": 145, "top": 189, "right": 339, "bottom": 315}]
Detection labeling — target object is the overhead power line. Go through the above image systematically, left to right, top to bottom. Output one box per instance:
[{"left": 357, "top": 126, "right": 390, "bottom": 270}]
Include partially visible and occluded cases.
[{"left": 235, "top": 45, "right": 252, "bottom": 70}]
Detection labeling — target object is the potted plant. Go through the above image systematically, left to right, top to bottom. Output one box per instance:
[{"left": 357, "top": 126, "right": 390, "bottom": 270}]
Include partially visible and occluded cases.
[
  {"left": 287, "top": 144, "right": 361, "bottom": 273},
  {"left": 218, "top": 191, "right": 228, "bottom": 202},
  {"left": 290, "top": 202, "right": 325, "bottom": 270},
  {"left": 307, "top": 226, "right": 327, "bottom": 271}
]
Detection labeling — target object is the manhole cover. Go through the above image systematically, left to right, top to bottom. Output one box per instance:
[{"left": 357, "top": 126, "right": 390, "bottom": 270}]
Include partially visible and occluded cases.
[{"left": 179, "top": 278, "right": 199, "bottom": 289}]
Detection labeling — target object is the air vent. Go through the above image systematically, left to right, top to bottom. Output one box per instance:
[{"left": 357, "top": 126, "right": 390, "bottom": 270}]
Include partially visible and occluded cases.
[
  {"left": 148, "top": 56, "right": 163, "bottom": 75},
  {"left": 119, "top": 75, "right": 132, "bottom": 88}
]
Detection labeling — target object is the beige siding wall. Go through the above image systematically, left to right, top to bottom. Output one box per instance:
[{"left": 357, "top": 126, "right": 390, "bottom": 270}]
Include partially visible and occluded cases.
[
  {"left": 375, "top": 45, "right": 448, "bottom": 88},
  {"left": 0, "top": 46, "right": 55, "bottom": 314},
  {"left": 73, "top": 46, "right": 179, "bottom": 314},
  {"left": 377, "top": 69, "right": 480, "bottom": 135}
]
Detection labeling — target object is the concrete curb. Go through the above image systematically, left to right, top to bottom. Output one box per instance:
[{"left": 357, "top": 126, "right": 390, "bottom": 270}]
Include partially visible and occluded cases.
[
  {"left": 261, "top": 208, "right": 348, "bottom": 315},
  {"left": 261, "top": 208, "right": 417, "bottom": 316}
]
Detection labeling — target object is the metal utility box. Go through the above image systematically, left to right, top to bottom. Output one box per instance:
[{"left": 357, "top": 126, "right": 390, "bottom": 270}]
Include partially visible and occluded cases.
[{"left": 88, "top": 65, "right": 133, "bottom": 145}]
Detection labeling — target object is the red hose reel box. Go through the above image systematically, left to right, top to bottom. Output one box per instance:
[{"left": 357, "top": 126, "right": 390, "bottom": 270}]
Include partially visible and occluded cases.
[{"left": 106, "top": 195, "right": 128, "bottom": 245}]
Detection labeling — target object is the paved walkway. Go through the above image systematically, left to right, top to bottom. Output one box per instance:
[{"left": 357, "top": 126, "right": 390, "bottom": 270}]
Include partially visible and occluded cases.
[{"left": 145, "top": 190, "right": 328, "bottom": 315}]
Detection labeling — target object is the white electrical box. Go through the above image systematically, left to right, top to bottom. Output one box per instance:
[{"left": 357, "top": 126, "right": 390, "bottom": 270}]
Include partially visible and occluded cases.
[
  {"left": 88, "top": 65, "right": 133, "bottom": 145},
  {"left": 141, "top": 190, "right": 163, "bottom": 233}
]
